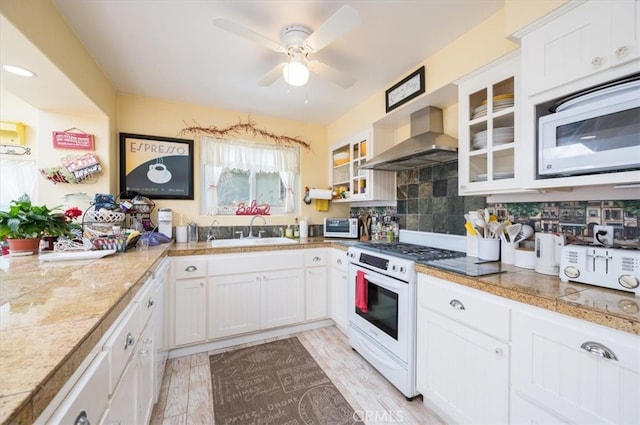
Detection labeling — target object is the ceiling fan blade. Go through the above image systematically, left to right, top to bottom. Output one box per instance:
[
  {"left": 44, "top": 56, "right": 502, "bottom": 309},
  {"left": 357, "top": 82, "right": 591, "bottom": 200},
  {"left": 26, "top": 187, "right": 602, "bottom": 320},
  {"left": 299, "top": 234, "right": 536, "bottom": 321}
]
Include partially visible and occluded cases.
[
  {"left": 303, "top": 5, "right": 361, "bottom": 52},
  {"left": 212, "top": 18, "right": 286, "bottom": 53},
  {"left": 307, "top": 60, "right": 355, "bottom": 88},
  {"left": 258, "top": 63, "right": 287, "bottom": 86}
]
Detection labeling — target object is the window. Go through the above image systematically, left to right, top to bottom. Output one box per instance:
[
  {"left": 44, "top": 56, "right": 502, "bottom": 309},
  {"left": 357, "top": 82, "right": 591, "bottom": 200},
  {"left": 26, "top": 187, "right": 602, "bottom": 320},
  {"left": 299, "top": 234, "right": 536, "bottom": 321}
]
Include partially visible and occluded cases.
[
  {"left": 201, "top": 136, "right": 299, "bottom": 215},
  {"left": 0, "top": 159, "right": 37, "bottom": 210}
]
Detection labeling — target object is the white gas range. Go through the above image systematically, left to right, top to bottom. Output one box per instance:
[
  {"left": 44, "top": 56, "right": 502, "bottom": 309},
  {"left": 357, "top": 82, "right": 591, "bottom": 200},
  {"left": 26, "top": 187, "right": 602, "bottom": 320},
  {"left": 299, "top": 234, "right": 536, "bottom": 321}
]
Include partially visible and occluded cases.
[{"left": 345, "top": 231, "right": 467, "bottom": 399}]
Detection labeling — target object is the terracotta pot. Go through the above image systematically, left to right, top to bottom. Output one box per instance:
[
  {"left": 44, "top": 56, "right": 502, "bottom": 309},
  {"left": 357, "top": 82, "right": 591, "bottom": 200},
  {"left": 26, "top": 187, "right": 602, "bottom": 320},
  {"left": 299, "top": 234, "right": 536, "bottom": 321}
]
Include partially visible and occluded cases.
[{"left": 7, "top": 238, "right": 41, "bottom": 255}]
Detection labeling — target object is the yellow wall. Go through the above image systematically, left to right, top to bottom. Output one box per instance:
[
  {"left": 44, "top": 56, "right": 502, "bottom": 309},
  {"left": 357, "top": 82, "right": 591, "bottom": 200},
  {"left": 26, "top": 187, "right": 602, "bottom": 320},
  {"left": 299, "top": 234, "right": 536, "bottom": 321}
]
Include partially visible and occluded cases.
[
  {"left": 504, "top": 0, "right": 568, "bottom": 37},
  {"left": 328, "top": 9, "right": 519, "bottom": 144},
  {"left": 117, "top": 94, "right": 349, "bottom": 227}
]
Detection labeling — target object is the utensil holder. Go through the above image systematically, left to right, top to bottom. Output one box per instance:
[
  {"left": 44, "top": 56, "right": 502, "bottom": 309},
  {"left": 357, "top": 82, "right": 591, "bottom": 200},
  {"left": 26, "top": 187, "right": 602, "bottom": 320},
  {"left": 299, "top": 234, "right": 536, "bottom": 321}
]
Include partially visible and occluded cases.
[{"left": 477, "top": 238, "right": 500, "bottom": 261}]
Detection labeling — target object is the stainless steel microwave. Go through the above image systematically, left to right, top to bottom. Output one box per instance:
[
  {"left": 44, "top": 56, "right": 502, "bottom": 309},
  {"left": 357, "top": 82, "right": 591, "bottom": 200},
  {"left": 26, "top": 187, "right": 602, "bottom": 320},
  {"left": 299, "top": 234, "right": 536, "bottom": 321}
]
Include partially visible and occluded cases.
[
  {"left": 538, "top": 78, "right": 640, "bottom": 177},
  {"left": 323, "top": 218, "right": 359, "bottom": 238}
]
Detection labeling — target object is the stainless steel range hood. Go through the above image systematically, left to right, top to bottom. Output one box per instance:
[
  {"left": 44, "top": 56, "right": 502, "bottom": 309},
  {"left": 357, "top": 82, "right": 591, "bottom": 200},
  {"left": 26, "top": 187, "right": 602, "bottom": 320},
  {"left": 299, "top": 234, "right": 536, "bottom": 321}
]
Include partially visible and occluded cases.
[{"left": 361, "top": 106, "right": 458, "bottom": 171}]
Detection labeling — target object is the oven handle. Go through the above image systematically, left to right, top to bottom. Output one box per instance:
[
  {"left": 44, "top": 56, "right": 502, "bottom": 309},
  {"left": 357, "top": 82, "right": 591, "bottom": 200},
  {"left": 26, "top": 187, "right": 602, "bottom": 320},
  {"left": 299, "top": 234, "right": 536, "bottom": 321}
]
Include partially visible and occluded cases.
[
  {"left": 362, "top": 273, "right": 408, "bottom": 292},
  {"left": 354, "top": 332, "right": 399, "bottom": 370}
]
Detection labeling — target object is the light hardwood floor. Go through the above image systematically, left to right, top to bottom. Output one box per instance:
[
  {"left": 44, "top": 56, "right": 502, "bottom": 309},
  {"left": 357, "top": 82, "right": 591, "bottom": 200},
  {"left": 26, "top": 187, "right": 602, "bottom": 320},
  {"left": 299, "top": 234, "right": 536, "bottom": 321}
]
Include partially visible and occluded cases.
[{"left": 150, "top": 325, "right": 446, "bottom": 425}]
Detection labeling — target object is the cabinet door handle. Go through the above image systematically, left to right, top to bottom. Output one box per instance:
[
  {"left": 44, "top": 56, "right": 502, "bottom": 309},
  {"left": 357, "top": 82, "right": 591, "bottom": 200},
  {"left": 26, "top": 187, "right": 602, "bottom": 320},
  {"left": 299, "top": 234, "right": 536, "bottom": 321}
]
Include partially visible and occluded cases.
[
  {"left": 615, "top": 45, "right": 629, "bottom": 58},
  {"left": 591, "top": 56, "right": 603, "bottom": 67},
  {"left": 313, "top": 256, "right": 322, "bottom": 262},
  {"left": 337, "top": 259, "right": 343, "bottom": 265},
  {"left": 185, "top": 265, "right": 198, "bottom": 272},
  {"left": 147, "top": 298, "right": 155, "bottom": 308},
  {"left": 449, "top": 299, "right": 466, "bottom": 310},
  {"left": 124, "top": 332, "right": 135, "bottom": 351},
  {"left": 580, "top": 341, "right": 618, "bottom": 361},
  {"left": 139, "top": 349, "right": 149, "bottom": 357},
  {"left": 74, "top": 410, "right": 90, "bottom": 425}
]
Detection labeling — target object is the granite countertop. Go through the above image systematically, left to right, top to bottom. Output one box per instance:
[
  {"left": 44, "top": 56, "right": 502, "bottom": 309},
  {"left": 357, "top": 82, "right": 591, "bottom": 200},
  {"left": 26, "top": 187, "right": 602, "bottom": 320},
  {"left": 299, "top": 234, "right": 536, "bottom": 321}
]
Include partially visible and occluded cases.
[
  {"left": 1, "top": 238, "right": 638, "bottom": 424},
  {"left": 0, "top": 245, "right": 170, "bottom": 425}
]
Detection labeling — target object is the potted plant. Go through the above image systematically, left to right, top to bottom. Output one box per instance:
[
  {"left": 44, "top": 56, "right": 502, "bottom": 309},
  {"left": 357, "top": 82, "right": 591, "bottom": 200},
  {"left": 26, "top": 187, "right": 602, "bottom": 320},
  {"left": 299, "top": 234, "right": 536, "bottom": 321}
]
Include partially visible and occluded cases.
[{"left": 0, "top": 194, "right": 79, "bottom": 254}]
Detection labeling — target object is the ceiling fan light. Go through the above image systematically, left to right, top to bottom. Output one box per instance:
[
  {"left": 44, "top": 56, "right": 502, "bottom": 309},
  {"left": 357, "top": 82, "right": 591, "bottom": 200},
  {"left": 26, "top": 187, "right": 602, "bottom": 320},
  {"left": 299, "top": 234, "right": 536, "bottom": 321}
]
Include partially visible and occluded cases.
[{"left": 283, "top": 60, "right": 309, "bottom": 86}]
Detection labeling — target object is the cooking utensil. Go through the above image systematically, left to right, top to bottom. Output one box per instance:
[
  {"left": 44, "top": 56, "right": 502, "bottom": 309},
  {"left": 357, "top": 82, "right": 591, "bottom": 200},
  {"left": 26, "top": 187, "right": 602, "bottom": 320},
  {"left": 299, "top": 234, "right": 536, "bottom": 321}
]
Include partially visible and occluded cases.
[
  {"left": 465, "top": 221, "right": 477, "bottom": 236},
  {"left": 487, "top": 221, "right": 507, "bottom": 239},
  {"left": 506, "top": 223, "right": 521, "bottom": 243},
  {"left": 514, "top": 224, "right": 534, "bottom": 244}
]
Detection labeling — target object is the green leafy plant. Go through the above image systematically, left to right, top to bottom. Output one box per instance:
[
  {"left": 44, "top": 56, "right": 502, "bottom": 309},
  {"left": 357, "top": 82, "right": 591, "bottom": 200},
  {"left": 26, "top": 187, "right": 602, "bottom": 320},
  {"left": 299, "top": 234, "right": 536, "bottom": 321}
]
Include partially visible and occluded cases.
[{"left": 0, "top": 194, "right": 78, "bottom": 239}]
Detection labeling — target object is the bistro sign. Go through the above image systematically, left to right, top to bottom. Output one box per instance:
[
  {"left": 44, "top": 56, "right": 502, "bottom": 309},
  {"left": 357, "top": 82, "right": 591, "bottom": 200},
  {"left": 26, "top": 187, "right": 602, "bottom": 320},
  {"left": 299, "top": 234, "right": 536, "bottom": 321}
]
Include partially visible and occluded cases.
[{"left": 52, "top": 130, "right": 95, "bottom": 150}]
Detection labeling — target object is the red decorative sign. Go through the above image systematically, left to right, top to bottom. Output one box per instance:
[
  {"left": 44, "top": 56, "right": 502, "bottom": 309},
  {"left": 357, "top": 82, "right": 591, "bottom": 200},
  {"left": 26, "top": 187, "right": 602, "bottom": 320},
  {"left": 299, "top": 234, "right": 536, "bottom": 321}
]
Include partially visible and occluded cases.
[
  {"left": 52, "top": 131, "right": 95, "bottom": 150},
  {"left": 235, "top": 200, "right": 271, "bottom": 215}
]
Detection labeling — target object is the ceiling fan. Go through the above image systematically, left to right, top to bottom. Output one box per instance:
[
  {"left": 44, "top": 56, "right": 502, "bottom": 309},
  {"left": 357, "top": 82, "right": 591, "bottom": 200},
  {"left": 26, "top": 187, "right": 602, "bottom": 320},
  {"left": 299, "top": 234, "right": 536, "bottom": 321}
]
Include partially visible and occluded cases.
[{"left": 212, "top": 5, "right": 361, "bottom": 88}]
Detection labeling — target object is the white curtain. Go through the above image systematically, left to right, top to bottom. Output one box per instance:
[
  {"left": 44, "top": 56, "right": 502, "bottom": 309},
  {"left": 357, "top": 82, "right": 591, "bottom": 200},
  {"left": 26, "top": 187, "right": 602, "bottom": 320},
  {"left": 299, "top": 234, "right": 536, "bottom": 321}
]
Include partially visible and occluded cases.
[
  {"left": 201, "top": 136, "right": 300, "bottom": 214},
  {"left": 0, "top": 159, "right": 38, "bottom": 210}
]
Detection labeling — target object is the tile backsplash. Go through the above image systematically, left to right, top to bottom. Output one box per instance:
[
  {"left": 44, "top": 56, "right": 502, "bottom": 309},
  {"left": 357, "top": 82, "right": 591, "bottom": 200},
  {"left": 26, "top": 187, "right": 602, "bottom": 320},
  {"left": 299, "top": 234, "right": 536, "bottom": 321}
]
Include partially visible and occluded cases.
[{"left": 355, "top": 160, "right": 639, "bottom": 246}]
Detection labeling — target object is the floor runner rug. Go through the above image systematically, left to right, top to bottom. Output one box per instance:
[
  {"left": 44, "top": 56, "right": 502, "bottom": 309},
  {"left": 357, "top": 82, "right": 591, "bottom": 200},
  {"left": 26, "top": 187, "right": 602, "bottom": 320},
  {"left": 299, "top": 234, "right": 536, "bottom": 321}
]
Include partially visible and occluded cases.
[{"left": 209, "top": 337, "right": 362, "bottom": 424}]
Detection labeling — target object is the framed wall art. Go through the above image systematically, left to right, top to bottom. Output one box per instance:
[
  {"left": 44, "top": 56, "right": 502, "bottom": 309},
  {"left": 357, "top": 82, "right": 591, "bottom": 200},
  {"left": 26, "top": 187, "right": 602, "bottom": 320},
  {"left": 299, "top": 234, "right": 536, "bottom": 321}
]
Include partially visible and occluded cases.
[
  {"left": 385, "top": 66, "right": 425, "bottom": 113},
  {"left": 119, "top": 133, "right": 194, "bottom": 200}
]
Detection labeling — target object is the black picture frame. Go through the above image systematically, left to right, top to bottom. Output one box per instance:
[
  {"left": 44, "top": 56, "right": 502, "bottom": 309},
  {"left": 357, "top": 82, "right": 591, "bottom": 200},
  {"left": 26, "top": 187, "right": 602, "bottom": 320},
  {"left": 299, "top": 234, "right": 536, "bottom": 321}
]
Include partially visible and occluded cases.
[
  {"left": 385, "top": 66, "right": 425, "bottom": 113},
  {"left": 119, "top": 133, "right": 194, "bottom": 200}
]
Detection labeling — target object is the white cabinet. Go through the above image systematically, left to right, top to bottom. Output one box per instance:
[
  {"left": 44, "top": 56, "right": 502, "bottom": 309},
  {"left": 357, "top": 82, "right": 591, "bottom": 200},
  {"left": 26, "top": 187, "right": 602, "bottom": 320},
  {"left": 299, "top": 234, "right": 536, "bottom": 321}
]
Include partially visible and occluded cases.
[
  {"left": 522, "top": 0, "right": 640, "bottom": 96},
  {"left": 457, "top": 52, "right": 521, "bottom": 196},
  {"left": 330, "top": 125, "right": 395, "bottom": 202},
  {"left": 329, "top": 248, "right": 349, "bottom": 333},
  {"left": 305, "top": 249, "right": 328, "bottom": 321},
  {"left": 207, "top": 250, "right": 305, "bottom": 337},
  {"left": 173, "top": 256, "right": 207, "bottom": 346},
  {"left": 261, "top": 268, "right": 305, "bottom": 329},
  {"left": 208, "top": 272, "right": 261, "bottom": 338},
  {"left": 416, "top": 274, "right": 510, "bottom": 424},
  {"left": 512, "top": 306, "right": 640, "bottom": 424},
  {"left": 136, "top": 322, "right": 155, "bottom": 425},
  {"left": 45, "top": 351, "right": 110, "bottom": 425}
]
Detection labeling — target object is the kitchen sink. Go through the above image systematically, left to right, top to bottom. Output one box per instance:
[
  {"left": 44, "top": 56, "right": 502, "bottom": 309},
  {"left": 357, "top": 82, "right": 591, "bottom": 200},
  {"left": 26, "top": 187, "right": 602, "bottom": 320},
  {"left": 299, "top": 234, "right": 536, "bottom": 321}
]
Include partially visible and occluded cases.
[{"left": 208, "top": 237, "right": 299, "bottom": 247}]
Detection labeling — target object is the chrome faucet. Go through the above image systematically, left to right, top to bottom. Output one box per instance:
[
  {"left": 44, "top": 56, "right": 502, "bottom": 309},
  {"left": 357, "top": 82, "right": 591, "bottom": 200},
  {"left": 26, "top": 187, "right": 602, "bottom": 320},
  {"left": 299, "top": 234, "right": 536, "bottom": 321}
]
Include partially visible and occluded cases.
[
  {"left": 248, "top": 215, "right": 266, "bottom": 238},
  {"left": 206, "top": 219, "right": 219, "bottom": 242}
]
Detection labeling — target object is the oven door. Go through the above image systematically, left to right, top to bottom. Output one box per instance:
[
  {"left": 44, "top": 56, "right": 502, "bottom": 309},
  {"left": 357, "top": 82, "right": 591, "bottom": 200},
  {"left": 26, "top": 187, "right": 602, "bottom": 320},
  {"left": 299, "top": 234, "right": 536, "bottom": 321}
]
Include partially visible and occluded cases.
[{"left": 347, "top": 263, "right": 411, "bottom": 363}]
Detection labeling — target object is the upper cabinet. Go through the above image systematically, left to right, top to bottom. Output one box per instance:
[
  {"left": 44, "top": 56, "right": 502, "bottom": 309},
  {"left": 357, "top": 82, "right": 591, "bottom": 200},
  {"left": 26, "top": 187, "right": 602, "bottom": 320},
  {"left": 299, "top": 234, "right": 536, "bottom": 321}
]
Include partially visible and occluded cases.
[
  {"left": 522, "top": 0, "right": 640, "bottom": 97},
  {"left": 457, "top": 52, "right": 522, "bottom": 196},
  {"left": 329, "top": 126, "right": 396, "bottom": 203}
]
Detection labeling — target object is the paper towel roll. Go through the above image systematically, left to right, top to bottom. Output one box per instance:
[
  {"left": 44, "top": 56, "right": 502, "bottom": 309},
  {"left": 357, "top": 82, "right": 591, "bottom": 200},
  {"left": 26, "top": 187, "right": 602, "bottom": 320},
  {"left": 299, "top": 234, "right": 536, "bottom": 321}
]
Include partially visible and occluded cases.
[{"left": 299, "top": 220, "right": 308, "bottom": 238}]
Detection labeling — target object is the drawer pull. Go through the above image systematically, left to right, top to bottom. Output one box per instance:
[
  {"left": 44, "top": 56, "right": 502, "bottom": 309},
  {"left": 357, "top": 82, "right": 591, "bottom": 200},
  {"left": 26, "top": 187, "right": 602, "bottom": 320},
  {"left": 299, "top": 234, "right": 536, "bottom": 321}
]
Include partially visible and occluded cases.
[
  {"left": 591, "top": 56, "right": 603, "bottom": 67},
  {"left": 313, "top": 256, "right": 322, "bottom": 262},
  {"left": 337, "top": 259, "right": 343, "bottom": 265},
  {"left": 185, "top": 265, "right": 198, "bottom": 272},
  {"left": 147, "top": 298, "right": 155, "bottom": 308},
  {"left": 449, "top": 299, "right": 466, "bottom": 310},
  {"left": 124, "top": 332, "right": 135, "bottom": 351},
  {"left": 143, "top": 337, "right": 153, "bottom": 346},
  {"left": 580, "top": 341, "right": 618, "bottom": 361},
  {"left": 139, "top": 349, "right": 149, "bottom": 357},
  {"left": 74, "top": 410, "right": 90, "bottom": 425}
]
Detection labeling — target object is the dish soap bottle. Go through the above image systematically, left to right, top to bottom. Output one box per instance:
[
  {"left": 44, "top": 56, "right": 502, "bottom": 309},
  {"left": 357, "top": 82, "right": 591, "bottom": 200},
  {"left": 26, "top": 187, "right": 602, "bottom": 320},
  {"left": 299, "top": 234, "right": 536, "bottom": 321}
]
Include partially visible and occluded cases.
[{"left": 285, "top": 224, "right": 293, "bottom": 238}]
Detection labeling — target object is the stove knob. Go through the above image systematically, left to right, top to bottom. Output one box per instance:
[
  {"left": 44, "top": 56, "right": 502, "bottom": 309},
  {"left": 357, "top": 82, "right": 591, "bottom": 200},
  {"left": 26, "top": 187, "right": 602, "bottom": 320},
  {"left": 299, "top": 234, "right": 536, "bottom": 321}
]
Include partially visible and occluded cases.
[
  {"left": 391, "top": 264, "right": 398, "bottom": 272},
  {"left": 399, "top": 266, "right": 406, "bottom": 273},
  {"left": 619, "top": 274, "right": 639, "bottom": 290}
]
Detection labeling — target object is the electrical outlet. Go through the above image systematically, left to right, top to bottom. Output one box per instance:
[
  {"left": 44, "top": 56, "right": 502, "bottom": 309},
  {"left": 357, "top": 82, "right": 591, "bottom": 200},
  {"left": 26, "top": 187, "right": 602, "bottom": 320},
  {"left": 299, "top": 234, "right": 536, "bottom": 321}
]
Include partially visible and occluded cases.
[{"left": 593, "top": 225, "right": 614, "bottom": 246}]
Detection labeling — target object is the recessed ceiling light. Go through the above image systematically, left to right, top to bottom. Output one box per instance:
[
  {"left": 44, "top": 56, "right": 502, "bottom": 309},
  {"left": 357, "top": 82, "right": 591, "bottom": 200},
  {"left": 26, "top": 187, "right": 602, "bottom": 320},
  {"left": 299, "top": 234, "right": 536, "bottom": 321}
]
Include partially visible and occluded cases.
[{"left": 2, "top": 65, "right": 36, "bottom": 77}]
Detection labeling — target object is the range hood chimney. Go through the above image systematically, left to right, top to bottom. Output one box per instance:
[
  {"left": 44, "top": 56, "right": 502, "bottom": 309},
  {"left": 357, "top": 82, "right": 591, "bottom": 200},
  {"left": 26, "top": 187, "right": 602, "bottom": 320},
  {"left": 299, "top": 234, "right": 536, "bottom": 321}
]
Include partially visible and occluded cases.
[{"left": 361, "top": 106, "right": 458, "bottom": 171}]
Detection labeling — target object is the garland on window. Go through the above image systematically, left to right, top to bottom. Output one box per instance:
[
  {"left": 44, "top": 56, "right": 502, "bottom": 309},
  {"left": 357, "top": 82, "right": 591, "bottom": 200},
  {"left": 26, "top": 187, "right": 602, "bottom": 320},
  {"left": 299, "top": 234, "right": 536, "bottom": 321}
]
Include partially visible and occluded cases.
[{"left": 179, "top": 117, "right": 310, "bottom": 150}]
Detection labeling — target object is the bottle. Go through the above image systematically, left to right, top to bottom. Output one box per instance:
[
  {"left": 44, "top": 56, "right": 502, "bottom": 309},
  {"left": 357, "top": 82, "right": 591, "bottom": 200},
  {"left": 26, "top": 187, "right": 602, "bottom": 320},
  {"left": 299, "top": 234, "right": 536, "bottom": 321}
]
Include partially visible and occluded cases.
[
  {"left": 294, "top": 218, "right": 300, "bottom": 238},
  {"left": 285, "top": 225, "right": 293, "bottom": 238}
]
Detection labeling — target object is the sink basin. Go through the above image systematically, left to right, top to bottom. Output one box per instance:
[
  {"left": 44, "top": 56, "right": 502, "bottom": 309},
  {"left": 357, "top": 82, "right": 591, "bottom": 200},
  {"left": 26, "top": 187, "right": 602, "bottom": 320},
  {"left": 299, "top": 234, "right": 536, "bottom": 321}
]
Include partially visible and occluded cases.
[{"left": 208, "top": 237, "right": 299, "bottom": 247}]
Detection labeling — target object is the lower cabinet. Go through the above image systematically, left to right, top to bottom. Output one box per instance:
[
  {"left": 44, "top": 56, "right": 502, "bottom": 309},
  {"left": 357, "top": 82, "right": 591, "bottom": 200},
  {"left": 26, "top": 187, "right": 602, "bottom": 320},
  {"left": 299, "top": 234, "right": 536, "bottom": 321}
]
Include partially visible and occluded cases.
[
  {"left": 329, "top": 248, "right": 349, "bottom": 333},
  {"left": 305, "top": 249, "right": 328, "bottom": 321},
  {"left": 261, "top": 268, "right": 305, "bottom": 328},
  {"left": 208, "top": 272, "right": 261, "bottom": 339},
  {"left": 416, "top": 274, "right": 510, "bottom": 424},
  {"left": 174, "top": 277, "right": 207, "bottom": 346},
  {"left": 512, "top": 307, "right": 640, "bottom": 424}
]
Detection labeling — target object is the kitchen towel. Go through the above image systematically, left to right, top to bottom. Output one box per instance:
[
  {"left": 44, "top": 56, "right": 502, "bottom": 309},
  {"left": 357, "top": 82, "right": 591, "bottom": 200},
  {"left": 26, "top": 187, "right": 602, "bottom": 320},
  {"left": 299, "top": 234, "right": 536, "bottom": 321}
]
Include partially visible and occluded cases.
[{"left": 355, "top": 270, "right": 368, "bottom": 313}]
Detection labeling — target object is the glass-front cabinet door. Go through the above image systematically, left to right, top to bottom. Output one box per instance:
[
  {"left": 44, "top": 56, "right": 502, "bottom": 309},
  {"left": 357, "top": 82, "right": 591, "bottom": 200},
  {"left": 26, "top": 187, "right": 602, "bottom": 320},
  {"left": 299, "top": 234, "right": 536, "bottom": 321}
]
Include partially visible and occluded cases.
[
  {"left": 458, "top": 52, "right": 521, "bottom": 195},
  {"left": 330, "top": 126, "right": 395, "bottom": 202}
]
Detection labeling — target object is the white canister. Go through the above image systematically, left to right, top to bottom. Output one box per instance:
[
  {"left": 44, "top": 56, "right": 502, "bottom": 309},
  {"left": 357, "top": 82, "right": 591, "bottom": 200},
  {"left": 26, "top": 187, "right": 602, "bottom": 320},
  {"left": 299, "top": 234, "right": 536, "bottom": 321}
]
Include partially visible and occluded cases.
[
  {"left": 158, "top": 208, "right": 173, "bottom": 238},
  {"left": 299, "top": 220, "right": 309, "bottom": 238},
  {"left": 175, "top": 225, "right": 188, "bottom": 243},
  {"left": 477, "top": 238, "right": 500, "bottom": 261},
  {"left": 501, "top": 242, "right": 516, "bottom": 265},
  {"left": 514, "top": 247, "right": 535, "bottom": 269}
]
